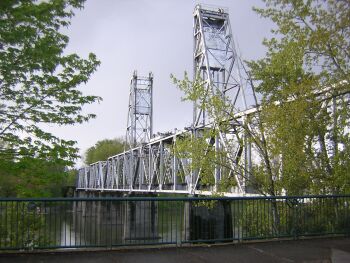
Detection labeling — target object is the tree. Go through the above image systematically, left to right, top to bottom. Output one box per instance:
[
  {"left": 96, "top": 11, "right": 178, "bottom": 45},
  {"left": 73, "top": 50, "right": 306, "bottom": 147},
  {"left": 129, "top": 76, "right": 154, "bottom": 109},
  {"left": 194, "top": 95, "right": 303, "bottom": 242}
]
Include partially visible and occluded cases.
[
  {"left": 0, "top": 0, "right": 101, "bottom": 165},
  {"left": 248, "top": 0, "right": 350, "bottom": 194},
  {"left": 171, "top": 73, "right": 275, "bottom": 196},
  {"left": 84, "top": 138, "right": 125, "bottom": 165},
  {"left": 0, "top": 156, "right": 70, "bottom": 197}
]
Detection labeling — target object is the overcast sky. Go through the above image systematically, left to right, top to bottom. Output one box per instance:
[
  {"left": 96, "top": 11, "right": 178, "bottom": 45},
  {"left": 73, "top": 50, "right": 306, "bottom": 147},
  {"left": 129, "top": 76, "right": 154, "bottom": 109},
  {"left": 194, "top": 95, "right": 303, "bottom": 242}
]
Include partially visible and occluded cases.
[{"left": 50, "top": 0, "right": 274, "bottom": 166}]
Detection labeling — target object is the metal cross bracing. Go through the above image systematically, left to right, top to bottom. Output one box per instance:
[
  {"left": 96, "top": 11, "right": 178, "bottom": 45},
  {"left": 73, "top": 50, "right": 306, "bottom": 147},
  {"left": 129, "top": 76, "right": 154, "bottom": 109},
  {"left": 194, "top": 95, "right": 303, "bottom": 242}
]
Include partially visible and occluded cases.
[
  {"left": 192, "top": 4, "right": 257, "bottom": 126},
  {"left": 125, "top": 71, "right": 153, "bottom": 149},
  {"left": 76, "top": 109, "right": 256, "bottom": 196},
  {"left": 77, "top": 130, "right": 191, "bottom": 195}
]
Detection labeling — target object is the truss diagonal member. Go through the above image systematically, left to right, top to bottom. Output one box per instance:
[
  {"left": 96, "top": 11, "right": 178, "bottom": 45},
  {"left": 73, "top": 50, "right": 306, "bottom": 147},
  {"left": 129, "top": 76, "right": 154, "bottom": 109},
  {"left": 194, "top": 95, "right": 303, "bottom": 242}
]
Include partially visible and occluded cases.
[{"left": 217, "top": 128, "right": 244, "bottom": 193}]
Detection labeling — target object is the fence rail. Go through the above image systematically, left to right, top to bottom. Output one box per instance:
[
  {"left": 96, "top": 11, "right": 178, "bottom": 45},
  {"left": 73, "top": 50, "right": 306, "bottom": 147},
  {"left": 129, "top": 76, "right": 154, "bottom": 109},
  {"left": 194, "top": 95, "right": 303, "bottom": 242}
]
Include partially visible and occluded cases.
[{"left": 0, "top": 195, "right": 349, "bottom": 250}]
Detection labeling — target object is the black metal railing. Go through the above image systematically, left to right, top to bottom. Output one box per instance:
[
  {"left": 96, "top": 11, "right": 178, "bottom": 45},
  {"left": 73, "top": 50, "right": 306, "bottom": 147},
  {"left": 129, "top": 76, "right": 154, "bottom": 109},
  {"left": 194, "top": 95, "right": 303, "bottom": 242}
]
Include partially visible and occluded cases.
[{"left": 0, "top": 195, "right": 349, "bottom": 250}]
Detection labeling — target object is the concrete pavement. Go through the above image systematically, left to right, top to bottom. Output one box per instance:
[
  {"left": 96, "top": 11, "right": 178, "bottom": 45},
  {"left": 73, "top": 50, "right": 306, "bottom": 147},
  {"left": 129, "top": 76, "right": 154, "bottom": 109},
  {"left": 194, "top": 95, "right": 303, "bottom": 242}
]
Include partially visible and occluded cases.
[{"left": 0, "top": 237, "right": 349, "bottom": 263}]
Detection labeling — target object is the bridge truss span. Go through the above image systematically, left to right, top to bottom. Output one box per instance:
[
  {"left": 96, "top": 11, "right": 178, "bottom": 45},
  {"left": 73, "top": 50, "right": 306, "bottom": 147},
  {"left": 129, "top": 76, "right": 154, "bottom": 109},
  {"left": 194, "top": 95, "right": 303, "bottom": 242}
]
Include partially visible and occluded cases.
[
  {"left": 78, "top": 130, "right": 193, "bottom": 195},
  {"left": 78, "top": 133, "right": 256, "bottom": 197}
]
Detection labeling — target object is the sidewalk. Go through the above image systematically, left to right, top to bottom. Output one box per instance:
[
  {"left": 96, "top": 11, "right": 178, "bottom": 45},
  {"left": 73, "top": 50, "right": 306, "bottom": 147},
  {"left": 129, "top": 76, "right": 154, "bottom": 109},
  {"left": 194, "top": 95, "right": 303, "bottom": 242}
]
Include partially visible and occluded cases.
[{"left": 1, "top": 237, "right": 349, "bottom": 263}]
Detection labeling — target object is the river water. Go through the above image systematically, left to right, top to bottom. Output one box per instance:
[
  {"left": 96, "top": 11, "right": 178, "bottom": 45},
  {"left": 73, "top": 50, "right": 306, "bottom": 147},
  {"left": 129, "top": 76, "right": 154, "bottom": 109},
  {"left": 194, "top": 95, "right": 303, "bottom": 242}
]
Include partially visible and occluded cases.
[
  {"left": 0, "top": 199, "right": 236, "bottom": 249},
  {"left": 45, "top": 201, "right": 184, "bottom": 248}
]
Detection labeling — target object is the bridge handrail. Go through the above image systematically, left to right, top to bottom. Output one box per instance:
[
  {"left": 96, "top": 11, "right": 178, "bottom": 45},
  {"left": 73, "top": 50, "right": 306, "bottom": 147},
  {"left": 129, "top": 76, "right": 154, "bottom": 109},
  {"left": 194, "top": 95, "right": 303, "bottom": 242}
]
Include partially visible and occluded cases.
[{"left": 1, "top": 194, "right": 350, "bottom": 202}]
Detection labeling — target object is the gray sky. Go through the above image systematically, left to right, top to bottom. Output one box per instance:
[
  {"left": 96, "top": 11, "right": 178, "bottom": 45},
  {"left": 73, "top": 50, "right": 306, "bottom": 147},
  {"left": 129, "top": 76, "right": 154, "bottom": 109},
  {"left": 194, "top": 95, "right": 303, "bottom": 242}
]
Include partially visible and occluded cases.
[{"left": 50, "top": 0, "right": 274, "bottom": 166}]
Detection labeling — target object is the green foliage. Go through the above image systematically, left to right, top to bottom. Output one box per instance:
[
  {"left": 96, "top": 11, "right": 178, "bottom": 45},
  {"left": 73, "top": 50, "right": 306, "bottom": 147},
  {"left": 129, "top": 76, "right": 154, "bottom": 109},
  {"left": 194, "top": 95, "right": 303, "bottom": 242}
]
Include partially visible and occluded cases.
[
  {"left": 0, "top": 0, "right": 101, "bottom": 165},
  {"left": 249, "top": 0, "right": 350, "bottom": 194},
  {"left": 252, "top": 0, "right": 349, "bottom": 85},
  {"left": 171, "top": 73, "right": 271, "bottom": 195},
  {"left": 171, "top": 74, "right": 241, "bottom": 193},
  {"left": 174, "top": 130, "right": 238, "bottom": 192},
  {"left": 175, "top": 132, "right": 214, "bottom": 185},
  {"left": 84, "top": 138, "right": 125, "bottom": 164},
  {"left": 0, "top": 157, "right": 71, "bottom": 197},
  {"left": 238, "top": 198, "right": 350, "bottom": 239},
  {"left": 238, "top": 200, "right": 275, "bottom": 238},
  {"left": 0, "top": 202, "right": 60, "bottom": 249},
  {"left": 0, "top": 203, "right": 43, "bottom": 249}
]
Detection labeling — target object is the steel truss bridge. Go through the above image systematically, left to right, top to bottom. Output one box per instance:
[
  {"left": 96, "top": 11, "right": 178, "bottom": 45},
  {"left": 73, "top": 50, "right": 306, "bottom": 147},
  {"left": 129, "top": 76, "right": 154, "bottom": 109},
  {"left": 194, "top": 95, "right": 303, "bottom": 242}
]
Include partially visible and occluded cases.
[
  {"left": 76, "top": 4, "right": 348, "bottom": 196},
  {"left": 76, "top": 4, "right": 257, "bottom": 196},
  {"left": 76, "top": 107, "right": 257, "bottom": 196}
]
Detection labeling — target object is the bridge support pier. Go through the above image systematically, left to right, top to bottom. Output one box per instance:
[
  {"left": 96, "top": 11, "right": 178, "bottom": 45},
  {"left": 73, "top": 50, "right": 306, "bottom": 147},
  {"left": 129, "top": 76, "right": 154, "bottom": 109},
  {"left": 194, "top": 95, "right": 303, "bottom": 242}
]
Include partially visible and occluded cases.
[
  {"left": 73, "top": 190, "right": 160, "bottom": 244},
  {"left": 73, "top": 190, "right": 125, "bottom": 245},
  {"left": 123, "top": 193, "right": 159, "bottom": 242},
  {"left": 183, "top": 200, "right": 232, "bottom": 242}
]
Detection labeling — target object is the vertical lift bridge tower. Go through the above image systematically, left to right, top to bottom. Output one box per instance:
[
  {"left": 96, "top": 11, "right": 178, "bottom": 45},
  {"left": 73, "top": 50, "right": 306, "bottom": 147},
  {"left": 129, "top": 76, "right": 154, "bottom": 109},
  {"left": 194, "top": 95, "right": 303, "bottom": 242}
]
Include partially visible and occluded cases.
[
  {"left": 193, "top": 4, "right": 254, "bottom": 193},
  {"left": 125, "top": 71, "right": 153, "bottom": 149}
]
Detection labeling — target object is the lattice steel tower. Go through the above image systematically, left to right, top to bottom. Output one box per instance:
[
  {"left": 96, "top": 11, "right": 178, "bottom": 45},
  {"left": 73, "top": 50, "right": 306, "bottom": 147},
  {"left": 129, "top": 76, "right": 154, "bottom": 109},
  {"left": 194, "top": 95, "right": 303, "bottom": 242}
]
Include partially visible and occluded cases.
[
  {"left": 193, "top": 4, "right": 254, "bottom": 193},
  {"left": 193, "top": 4, "right": 250, "bottom": 127},
  {"left": 125, "top": 71, "right": 153, "bottom": 149}
]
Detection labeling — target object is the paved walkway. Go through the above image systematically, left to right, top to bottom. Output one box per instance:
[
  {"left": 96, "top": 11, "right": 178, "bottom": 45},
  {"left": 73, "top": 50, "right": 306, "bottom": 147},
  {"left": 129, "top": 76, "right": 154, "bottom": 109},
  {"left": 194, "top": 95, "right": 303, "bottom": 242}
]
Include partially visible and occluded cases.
[{"left": 1, "top": 237, "right": 350, "bottom": 263}]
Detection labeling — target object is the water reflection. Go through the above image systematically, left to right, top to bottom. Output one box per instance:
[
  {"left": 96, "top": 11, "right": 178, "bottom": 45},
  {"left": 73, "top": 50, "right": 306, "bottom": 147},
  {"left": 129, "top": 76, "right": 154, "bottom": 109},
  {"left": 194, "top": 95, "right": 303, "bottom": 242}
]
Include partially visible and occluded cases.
[
  {"left": 0, "top": 199, "right": 235, "bottom": 249},
  {"left": 51, "top": 200, "right": 184, "bottom": 247}
]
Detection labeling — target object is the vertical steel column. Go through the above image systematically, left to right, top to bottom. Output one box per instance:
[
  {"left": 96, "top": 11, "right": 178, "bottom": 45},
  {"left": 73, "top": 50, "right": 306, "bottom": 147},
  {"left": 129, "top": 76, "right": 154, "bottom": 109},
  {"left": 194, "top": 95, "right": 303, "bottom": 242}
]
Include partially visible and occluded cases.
[
  {"left": 173, "top": 135, "right": 177, "bottom": 191},
  {"left": 159, "top": 142, "right": 164, "bottom": 191}
]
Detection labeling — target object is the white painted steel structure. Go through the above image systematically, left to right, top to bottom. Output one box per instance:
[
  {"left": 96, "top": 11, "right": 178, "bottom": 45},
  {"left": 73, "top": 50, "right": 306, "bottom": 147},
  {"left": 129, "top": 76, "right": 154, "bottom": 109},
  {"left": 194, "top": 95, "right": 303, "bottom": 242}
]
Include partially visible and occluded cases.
[
  {"left": 192, "top": 4, "right": 258, "bottom": 193},
  {"left": 193, "top": 4, "right": 251, "bottom": 127},
  {"left": 76, "top": 5, "right": 256, "bottom": 196},
  {"left": 125, "top": 71, "right": 153, "bottom": 149},
  {"left": 76, "top": 119, "right": 253, "bottom": 196}
]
